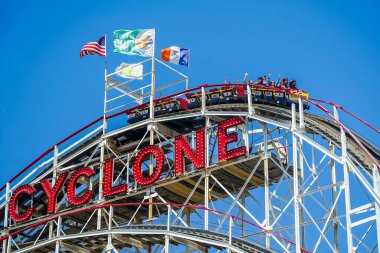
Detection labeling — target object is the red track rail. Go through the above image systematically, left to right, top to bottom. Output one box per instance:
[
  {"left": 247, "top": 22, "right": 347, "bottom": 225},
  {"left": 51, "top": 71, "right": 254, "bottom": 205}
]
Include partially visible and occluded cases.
[
  {"left": 0, "top": 84, "right": 207, "bottom": 192},
  {"left": 1, "top": 84, "right": 378, "bottom": 192},
  {"left": 309, "top": 98, "right": 380, "bottom": 134},
  {"left": 308, "top": 100, "right": 380, "bottom": 169},
  {"left": 0, "top": 115, "right": 103, "bottom": 192},
  {"left": 0, "top": 202, "right": 310, "bottom": 253}
]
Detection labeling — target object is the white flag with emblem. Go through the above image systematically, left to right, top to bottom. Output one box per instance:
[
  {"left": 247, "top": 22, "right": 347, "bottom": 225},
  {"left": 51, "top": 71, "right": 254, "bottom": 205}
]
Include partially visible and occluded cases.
[{"left": 115, "top": 63, "right": 143, "bottom": 80}]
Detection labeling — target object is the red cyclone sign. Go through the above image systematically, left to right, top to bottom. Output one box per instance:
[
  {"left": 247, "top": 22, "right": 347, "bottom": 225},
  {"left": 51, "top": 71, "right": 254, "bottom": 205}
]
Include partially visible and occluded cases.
[{"left": 9, "top": 117, "right": 246, "bottom": 222}]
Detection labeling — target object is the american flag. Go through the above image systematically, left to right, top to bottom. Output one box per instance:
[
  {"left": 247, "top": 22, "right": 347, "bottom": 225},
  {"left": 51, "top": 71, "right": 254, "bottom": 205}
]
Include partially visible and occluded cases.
[{"left": 80, "top": 35, "right": 106, "bottom": 58}]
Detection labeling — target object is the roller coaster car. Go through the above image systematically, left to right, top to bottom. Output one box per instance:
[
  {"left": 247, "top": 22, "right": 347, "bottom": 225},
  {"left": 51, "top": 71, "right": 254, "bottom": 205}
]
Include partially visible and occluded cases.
[
  {"left": 128, "top": 84, "right": 309, "bottom": 125},
  {"left": 251, "top": 84, "right": 267, "bottom": 103},
  {"left": 186, "top": 85, "right": 309, "bottom": 111},
  {"left": 186, "top": 85, "right": 246, "bottom": 108},
  {"left": 219, "top": 85, "right": 246, "bottom": 103},
  {"left": 251, "top": 85, "right": 309, "bottom": 110},
  {"left": 287, "top": 87, "right": 310, "bottom": 110},
  {"left": 209, "top": 88, "right": 222, "bottom": 105},
  {"left": 185, "top": 92, "right": 201, "bottom": 109},
  {"left": 162, "top": 97, "right": 189, "bottom": 113},
  {"left": 127, "top": 98, "right": 189, "bottom": 124},
  {"left": 127, "top": 106, "right": 149, "bottom": 124}
]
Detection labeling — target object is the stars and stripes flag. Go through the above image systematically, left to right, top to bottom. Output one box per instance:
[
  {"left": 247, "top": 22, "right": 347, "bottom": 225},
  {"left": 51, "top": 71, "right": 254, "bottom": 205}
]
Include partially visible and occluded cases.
[{"left": 80, "top": 35, "right": 106, "bottom": 58}]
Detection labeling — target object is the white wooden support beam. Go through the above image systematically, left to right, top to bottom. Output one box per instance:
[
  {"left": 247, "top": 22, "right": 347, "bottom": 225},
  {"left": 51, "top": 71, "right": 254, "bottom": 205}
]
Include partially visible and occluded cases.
[
  {"left": 247, "top": 85, "right": 254, "bottom": 116},
  {"left": 201, "top": 86, "right": 206, "bottom": 115},
  {"left": 299, "top": 98, "right": 304, "bottom": 129},
  {"left": 292, "top": 104, "right": 301, "bottom": 253},
  {"left": 334, "top": 106, "right": 354, "bottom": 252},
  {"left": 263, "top": 123, "right": 271, "bottom": 248},
  {"left": 373, "top": 166, "right": 380, "bottom": 253},
  {"left": 204, "top": 172, "right": 209, "bottom": 230},
  {"left": 2, "top": 183, "right": 10, "bottom": 253},
  {"left": 55, "top": 216, "right": 62, "bottom": 253},
  {"left": 228, "top": 217, "right": 233, "bottom": 253}
]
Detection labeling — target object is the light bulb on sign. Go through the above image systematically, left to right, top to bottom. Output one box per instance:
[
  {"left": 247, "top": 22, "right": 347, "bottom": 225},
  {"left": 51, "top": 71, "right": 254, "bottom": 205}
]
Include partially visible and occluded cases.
[
  {"left": 218, "top": 117, "right": 246, "bottom": 161},
  {"left": 174, "top": 128, "right": 205, "bottom": 176},
  {"left": 133, "top": 145, "right": 165, "bottom": 186},
  {"left": 104, "top": 158, "right": 128, "bottom": 197},
  {"left": 67, "top": 167, "right": 95, "bottom": 206},
  {"left": 40, "top": 172, "right": 68, "bottom": 214},
  {"left": 9, "top": 185, "right": 37, "bottom": 222}
]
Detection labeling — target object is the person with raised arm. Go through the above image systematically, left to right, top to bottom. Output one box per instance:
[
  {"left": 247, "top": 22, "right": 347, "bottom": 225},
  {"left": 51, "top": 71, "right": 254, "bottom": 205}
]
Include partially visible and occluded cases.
[
  {"left": 254, "top": 77, "right": 264, "bottom": 86},
  {"left": 289, "top": 79, "right": 297, "bottom": 88}
]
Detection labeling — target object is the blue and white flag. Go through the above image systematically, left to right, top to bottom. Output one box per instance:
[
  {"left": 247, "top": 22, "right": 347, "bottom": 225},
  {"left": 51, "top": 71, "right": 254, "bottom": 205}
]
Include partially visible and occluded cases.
[{"left": 161, "top": 46, "right": 189, "bottom": 66}]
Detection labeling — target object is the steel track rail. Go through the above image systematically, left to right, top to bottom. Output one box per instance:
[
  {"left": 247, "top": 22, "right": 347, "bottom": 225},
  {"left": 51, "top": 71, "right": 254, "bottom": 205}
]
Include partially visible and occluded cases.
[
  {"left": 0, "top": 101, "right": 378, "bottom": 252},
  {"left": 10, "top": 225, "right": 274, "bottom": 253}
]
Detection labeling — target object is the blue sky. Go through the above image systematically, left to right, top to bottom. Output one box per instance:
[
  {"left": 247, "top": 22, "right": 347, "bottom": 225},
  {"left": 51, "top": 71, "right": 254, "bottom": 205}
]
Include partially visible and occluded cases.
[
  {"left": 0, "top": 0, "right": 379, "bottom": 209},
  {"left": 0, "top": 0, "right": 380, "bottom": 251},
  {"left": 0, "top": 0, "right": 380, "bottom": 191},
  {"left": 0, "top": 1, "right": 379, "bottom": 252}
]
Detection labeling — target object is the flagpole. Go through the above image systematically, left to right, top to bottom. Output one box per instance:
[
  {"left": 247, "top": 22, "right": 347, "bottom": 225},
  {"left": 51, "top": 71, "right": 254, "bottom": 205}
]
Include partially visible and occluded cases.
[
  {"left": 149, "top": 29, "right": 156, "bottom": 222},
  {"left": 150, "top": 30, "right": 155, "bottom": 121},
  {"left": 151, "top": 31, "right": 156, "bottom": 104},
  {"left": 98, "top": 33, "right": 108, "bottom": 230},
  {"left": 103, "top": 33, "right": 107, "bottom": 135},
  {"left": 186, "top": 48, "right": 190, "bottom": 90}
]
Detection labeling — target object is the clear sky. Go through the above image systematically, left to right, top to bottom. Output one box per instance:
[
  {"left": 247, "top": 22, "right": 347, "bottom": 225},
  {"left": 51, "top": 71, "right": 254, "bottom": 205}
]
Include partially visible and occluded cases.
[{"left": 0, "top": 0, "right": 379, "bottom": 203}]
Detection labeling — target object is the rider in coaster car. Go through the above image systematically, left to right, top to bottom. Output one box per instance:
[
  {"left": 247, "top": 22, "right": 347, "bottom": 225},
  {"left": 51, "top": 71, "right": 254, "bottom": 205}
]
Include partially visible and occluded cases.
[
  {"left": 255, "top": 77, "right": 264, "bottom": 86},
  {"left": 279, "top": 78, "right": 288, "bottom": 89},
  {"left": 289, "top": 80, "right": 297, "bottom": 88}
]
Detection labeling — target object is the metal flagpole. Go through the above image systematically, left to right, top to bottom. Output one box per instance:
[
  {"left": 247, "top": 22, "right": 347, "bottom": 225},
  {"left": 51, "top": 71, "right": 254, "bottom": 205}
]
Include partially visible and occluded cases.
[
  {"left": 149, "top": 29, "right": 156, "bottom": 222},
  {"left": 103, "top": 33, "right": 108, "bottom": 134},
  {"left": 98, "top": 34, "right": 107, "bottom": 230},
  {"left": 186, "top": 49, "right": 190, "bottom": 90}
]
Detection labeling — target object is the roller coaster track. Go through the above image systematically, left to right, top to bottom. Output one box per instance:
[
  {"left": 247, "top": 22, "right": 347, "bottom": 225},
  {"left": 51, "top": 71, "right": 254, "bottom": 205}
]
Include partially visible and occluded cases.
[
  {"left": 0, "top": 84, "right": 379, "bottom": 252},
  {"left": 0, "top": 86, "right": 378, "bottom": 194},
  {"left": 187, "top": 102, "right": 379, "bottom": 174},
  {"left": 251, "top": 104, "right": 379, "bottom": 173},
  {"left": 2, "top": 201, "right": 309, "bottom": 253},
  {"left": 10, "top": 225, "right": 273, "bottom": 253}
]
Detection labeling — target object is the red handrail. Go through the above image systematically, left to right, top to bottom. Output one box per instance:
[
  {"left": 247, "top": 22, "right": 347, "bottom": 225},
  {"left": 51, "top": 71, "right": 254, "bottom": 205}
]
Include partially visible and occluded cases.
[
  {"left": 1, "top": 84, "right": 377, "bottom": 193},
  {"left": 0, "top": 85, "right": 206, "bottom": 193},
  {"left": 309, "top": 98, "right": 380, "bottom": 134},
  {"left": 308, "top": 100, "right": 380, "bottom": 169},
  {"left": 0, "top": 115, "right": 104, "bottom": 192}
]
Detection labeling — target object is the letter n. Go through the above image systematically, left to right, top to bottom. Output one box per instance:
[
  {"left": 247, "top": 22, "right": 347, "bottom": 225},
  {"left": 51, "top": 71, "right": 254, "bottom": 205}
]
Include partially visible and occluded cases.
[{"left": 174, "top": 127, "right": 205, "bottom": 176}]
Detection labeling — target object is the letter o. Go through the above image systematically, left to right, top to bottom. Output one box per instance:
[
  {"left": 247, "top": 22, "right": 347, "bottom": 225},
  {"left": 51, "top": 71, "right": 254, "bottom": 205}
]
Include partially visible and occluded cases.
[{"left": 133, "top": 145, "right": 165, "bottom": 186}]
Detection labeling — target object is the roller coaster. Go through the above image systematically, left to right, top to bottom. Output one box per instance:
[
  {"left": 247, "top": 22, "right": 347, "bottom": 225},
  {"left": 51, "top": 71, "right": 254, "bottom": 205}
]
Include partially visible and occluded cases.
[{"left": 0, "top": 58, "right": 379, "bottom": 253}]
